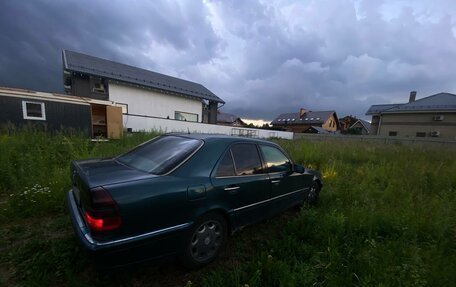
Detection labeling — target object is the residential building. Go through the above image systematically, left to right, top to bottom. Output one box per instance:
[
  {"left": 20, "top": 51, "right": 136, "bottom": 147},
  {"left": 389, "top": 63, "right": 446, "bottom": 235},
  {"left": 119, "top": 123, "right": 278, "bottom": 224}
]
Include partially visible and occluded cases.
[
  {"left": 62, "top": 50, "right": 224, "bottom": 127},
  {"left": 366, "top": 91, "right": 456, "bottom": 139},
  {"left": 271, "top": 108, "right": 339, "bottom": 133},
  {"left": 217, "top": 112, "right": 246, "bottom": 126},
  {"left": 339, "top": 115, "right": 358, "bottom": 134},
  {"left": 349, "top": 119, "right": 371, "bottom": 135}
]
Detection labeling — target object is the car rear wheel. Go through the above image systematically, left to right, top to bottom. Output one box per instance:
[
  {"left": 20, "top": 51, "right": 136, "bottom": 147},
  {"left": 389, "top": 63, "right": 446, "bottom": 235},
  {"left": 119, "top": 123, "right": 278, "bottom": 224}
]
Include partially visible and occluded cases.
[
  {"left": 307, "top": 181, "right": 321, "bottom": 205},
  {"left": 180, "top": 213, "right": 227, "bottom": 269}
]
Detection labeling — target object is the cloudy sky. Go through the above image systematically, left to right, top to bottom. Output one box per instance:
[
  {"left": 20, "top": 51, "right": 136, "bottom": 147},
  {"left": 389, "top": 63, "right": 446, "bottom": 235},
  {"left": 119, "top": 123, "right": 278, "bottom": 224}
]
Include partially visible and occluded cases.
[{"left": 1, "top": 0, "right": 456, "bottom": 120}]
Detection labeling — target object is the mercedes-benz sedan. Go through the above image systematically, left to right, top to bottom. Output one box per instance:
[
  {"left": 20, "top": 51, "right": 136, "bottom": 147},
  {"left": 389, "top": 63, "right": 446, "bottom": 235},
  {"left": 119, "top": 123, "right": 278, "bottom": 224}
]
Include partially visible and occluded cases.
[{"left": 67, "top": 134, "right": 322, "bottom": 269}]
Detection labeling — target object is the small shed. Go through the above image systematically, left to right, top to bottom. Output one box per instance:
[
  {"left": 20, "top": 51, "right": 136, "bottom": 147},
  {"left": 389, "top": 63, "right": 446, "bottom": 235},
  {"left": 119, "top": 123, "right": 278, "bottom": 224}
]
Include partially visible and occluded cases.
[{"left": 0, "top": 87, "right": 123, "bottom": 139}]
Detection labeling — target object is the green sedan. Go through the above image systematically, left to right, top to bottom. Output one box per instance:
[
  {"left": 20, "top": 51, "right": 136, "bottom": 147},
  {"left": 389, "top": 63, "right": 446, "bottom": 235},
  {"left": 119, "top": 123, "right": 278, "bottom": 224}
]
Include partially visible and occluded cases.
[{"left": 67, "top": 134, "right": 322, "bottom": 270}]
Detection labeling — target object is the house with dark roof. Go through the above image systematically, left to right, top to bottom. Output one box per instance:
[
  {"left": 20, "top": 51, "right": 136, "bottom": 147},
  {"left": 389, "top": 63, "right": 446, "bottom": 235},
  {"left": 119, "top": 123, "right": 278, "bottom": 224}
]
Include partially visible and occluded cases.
[
  {"left": 62, "top": 50, "right": 224, "bottom": 131},
  {"left": 366, "top": 91, "right": 456, "bottom": 139},
  {"left": 271, "top": 108, "right": 339, "bottom": 133},
  {"left": 217, "top": 112, "right": 246, "bottom": 126},
  {"left": 339, "top": 115, "right": 358, "bottom": 134},
  {"left": 349, "top": 119, "right": 371, "bottom": 135}
]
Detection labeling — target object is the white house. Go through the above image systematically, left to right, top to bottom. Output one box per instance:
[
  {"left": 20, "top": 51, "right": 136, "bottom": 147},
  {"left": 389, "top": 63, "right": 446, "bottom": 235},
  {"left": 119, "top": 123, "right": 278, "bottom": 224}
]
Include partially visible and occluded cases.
[{"left": 62, "top": 50, "right": 225, "bottom": 130}]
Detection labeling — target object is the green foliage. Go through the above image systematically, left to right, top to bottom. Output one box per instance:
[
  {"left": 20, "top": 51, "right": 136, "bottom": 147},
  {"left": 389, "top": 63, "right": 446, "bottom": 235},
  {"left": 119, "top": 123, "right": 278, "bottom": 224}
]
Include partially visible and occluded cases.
[
  {"left": 0, "top": 129, "right": 157, "bottom": 218},
  {"left": 0, "top": 131, "right": 455, "bottom": 286}
]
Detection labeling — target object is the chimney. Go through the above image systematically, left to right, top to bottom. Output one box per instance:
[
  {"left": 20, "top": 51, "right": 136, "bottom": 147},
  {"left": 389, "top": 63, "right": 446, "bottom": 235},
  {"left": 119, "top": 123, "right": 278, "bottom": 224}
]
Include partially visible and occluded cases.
[
  {"left": 409, "top": 91, "right": 417, "bottom": 103},
  {"left": 299, "top": 108, "right": 307, "bottom": 117}
]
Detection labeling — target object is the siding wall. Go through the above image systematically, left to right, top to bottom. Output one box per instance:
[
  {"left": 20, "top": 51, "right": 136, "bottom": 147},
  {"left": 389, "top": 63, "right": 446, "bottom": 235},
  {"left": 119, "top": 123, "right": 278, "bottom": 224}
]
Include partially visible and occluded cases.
[
  {"left": 108, "top": 82, "right": 203, "bottom": 121},
  {"left": 0, "top": 95, "right": 92, "bottom": 135},
  {"left": 377, "top": 112, "right": 456, "bottom": 139}
]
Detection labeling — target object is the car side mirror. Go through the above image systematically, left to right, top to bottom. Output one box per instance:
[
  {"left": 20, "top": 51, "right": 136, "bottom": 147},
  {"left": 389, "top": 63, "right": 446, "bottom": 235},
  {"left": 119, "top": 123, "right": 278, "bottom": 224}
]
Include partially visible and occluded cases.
[{"left": 293, "top": 164, "right": 305, "bottom": 174}]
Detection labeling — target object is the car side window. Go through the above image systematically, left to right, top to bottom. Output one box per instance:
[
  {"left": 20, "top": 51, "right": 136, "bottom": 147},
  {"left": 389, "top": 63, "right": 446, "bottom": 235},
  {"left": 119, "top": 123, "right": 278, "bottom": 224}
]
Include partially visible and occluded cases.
[
  {"left": 230, "top": 144, "right": 263, "bottom": 176},
  {"left": 260, "top": 145, "right": 291, "bottom": 173},
  {"left": 215, "top": 151, "right": 236, "bottom": 177}
]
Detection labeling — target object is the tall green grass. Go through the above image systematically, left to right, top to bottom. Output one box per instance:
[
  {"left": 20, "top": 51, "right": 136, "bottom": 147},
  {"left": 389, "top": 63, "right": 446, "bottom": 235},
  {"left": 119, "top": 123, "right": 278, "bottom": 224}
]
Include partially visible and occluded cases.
[
  {"left": 0, "top": 129, "right": 157, "bottom": 218},
  {"left": 0, "top": 132, "right": 455, "bottom": 286},
  {"left": 202, "top": 140, "right": 456, "bottom": 287}
]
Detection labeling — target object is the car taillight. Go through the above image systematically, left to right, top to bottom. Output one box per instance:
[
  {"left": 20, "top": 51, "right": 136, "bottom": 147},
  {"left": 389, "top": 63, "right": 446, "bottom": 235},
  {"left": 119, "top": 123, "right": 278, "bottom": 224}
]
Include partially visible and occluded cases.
[{"left": 84, "top": 187, "right": 122, "bottom": 233}]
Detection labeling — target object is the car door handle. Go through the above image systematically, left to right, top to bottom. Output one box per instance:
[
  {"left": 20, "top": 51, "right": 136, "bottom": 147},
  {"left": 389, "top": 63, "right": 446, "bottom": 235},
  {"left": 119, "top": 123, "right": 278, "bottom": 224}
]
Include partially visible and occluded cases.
[
  {"left": 271, "top": 180, "right": 281, "bottom": 184},
  {"left": 224, "top": 185, "right": 240, "bottom": 192}
]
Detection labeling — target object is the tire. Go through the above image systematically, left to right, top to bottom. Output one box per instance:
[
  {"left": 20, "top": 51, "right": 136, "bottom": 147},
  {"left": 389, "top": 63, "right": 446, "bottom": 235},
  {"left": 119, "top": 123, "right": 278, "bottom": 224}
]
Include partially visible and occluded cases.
[
  {"left": 307, "top": 181, "right": 321, "bottom": 205},
  {"left": 179, "top": 212, "right": 227, "bottom": 269}
]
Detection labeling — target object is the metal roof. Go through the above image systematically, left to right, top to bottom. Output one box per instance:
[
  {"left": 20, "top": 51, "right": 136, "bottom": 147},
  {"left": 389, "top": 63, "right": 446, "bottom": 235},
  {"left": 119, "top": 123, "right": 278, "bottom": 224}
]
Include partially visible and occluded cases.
[
  {"left": 62, "top": 50, "right": 224, "bottom": 104},
  {"left": 366, "top": 93, "right": 456, "bottom": 115},
  {"left": 365, "top": 104, "right": 399, "bottom": 115},
  {"left": 271, "top": 111, "right": 335, "bottom": 125},
  {"left": 306, "top": 126, "right": 330, "bottom": 134}
]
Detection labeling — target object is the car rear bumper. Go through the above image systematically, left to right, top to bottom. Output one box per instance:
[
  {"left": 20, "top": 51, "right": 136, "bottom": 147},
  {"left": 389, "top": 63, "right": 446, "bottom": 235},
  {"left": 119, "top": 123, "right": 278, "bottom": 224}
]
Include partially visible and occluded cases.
[{"left": 66, "top": 190, "right": 191, "bottom": 269}]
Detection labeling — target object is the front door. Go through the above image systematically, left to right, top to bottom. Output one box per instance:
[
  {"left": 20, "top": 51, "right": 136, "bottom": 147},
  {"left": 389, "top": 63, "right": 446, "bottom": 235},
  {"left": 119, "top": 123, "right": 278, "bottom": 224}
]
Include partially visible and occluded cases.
[{"left": 259, "top": 145, "right": 304, "bottom": 213}]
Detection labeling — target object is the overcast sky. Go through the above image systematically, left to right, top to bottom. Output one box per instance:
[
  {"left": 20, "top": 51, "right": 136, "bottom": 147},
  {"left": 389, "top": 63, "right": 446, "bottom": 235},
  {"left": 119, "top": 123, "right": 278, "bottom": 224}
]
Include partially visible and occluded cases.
[{"left": 1, "top": 0, "right": 456, "bottom": 120}]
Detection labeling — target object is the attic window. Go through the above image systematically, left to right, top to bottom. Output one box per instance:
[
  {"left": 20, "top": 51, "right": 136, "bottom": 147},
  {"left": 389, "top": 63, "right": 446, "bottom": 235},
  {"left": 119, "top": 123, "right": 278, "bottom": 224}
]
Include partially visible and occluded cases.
[
  {"left": 93, "top": 82, "right": 105, "bottom": 93},
  {"left": 22, "top": 101, "right": 46, "bottom": 121},
  {"left": 316, "top": 117, "right": 320, "bottom": 120},
  {"left": 287, "top": 118, "right": 291, "bottom": 121},
  {"left": 305, "top": 118, "right": 309, "bottom": 120},
  {"left": 310, "top": 118, "right": 314, "bottom": 120},
  {"left": 278, "top": 119, "right": 281, "bottom": 122},
  {"left": 292, "top": 119, "right": 296, "bottom": 121}
]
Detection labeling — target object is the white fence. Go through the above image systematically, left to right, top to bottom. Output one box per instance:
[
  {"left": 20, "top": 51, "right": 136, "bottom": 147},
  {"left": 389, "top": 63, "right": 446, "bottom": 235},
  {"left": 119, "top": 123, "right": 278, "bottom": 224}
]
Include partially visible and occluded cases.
[{"left": 123, "top": 114, "right": 293, "bottom": 139}]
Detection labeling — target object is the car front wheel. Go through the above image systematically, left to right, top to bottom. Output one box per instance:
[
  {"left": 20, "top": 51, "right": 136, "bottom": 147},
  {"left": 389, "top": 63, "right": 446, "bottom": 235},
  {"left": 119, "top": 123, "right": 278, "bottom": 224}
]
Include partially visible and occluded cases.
[{"left": 180, "top": 213, "right": 227, "bottom": 269}]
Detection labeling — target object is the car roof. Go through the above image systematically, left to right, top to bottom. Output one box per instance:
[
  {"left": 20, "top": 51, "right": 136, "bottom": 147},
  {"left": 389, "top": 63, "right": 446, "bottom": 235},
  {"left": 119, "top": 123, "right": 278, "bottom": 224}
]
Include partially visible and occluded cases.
[{"left": 164, "top": 133, "right": 277, "bottom": 145}]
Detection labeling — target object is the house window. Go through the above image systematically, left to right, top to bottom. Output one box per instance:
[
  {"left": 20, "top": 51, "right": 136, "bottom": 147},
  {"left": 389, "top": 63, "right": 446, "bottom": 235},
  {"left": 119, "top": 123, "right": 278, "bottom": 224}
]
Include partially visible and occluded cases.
[
  {"left": 92, "top": 82, "right": 105, "bottom": 93},
  {"left": 22, "top": 101, "right": 46, "bottom": 120},
  {"left": 175, "top": 111, "right": 198, "bottom": 122},
  {"left": 389, "top": 131, "right": 397, "bottom": 136},
  {"left": 416, "top": 132, "right": 426, "bottom": 137}
]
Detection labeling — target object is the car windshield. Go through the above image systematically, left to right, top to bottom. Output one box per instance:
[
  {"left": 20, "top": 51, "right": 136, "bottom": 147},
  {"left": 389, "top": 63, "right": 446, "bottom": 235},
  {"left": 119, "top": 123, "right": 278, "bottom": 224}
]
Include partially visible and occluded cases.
[{"left": 117, "top": 135, "right": 203, "bottom": 175}]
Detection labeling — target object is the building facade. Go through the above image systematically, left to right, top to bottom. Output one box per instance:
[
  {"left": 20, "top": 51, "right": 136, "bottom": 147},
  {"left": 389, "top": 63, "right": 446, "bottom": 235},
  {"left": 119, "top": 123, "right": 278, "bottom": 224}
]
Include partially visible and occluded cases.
[
  {"left": 62, "top": 50, "right": 224, "bottom": 126},
  {"left": 366, "top": 91, "right": 456, "bottom": 139},
  {"left": 271, "top": 108, "right": 339, "bottom": 133}
]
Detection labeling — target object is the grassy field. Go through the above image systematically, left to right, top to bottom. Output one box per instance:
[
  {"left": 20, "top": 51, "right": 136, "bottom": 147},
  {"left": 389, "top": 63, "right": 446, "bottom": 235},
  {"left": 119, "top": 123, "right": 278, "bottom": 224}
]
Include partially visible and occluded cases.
[{"left": 0, "top": 130, "right": 455, "bottom": 287}]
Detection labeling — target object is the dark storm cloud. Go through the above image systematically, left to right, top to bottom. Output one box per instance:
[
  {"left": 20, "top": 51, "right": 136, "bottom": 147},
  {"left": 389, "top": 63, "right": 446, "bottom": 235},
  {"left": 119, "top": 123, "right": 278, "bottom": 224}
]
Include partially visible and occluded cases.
[
  {"left": 0, "top": 0, "right": 220, "bottom": 92},
  {"left": 1, "top": 0, "right": 456, "bottom": 120},
  {"left": 201, "top": 0, "right": 456, "bottom": 119}
]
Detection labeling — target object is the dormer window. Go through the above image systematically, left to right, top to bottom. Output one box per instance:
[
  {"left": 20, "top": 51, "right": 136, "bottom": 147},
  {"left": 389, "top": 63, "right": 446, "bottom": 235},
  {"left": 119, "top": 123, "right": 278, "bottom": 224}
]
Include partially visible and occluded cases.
[{"left": 93, "top": 82, "right": 105, "bottom": 93}]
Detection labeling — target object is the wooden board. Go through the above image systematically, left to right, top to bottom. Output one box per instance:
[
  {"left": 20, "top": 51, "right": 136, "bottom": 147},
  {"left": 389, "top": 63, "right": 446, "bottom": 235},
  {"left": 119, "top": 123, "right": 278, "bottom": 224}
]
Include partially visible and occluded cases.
[{"left": 106, "top": 106, "right": 123, "bottom": 139}]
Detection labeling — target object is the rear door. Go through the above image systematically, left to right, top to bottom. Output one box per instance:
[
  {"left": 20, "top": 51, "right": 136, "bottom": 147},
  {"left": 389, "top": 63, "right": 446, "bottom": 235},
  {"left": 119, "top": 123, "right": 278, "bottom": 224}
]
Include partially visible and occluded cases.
[{"left": 211, "top": 143, "right": 271, "bottom": 227}]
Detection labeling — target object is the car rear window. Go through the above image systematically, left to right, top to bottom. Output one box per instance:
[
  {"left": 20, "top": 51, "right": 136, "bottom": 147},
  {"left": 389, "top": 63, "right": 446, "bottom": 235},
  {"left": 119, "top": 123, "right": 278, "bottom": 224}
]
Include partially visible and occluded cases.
[
  {"left": 117, "top": 135, "right": 202, "bottom": 175},
  {"left": 230, "top": 144, "right": 263, "bottom": 176},
  {"left": 215, "top": 151, "right": 236, "bottom": 177}
]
